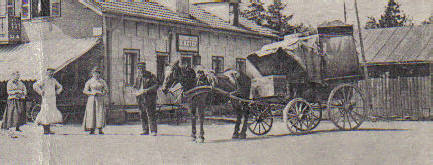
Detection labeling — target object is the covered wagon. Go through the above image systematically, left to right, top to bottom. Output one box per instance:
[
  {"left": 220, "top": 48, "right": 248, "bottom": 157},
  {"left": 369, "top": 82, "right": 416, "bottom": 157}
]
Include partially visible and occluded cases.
[{"left": 245, "top": 25, "right": 368, "bottom": 134}]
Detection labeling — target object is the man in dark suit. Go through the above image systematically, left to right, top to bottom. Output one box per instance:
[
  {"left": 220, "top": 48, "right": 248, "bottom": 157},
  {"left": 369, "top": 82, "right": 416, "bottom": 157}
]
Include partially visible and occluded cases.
[{"left": 134, "top": 62, "right": 159, "bottom": 136}]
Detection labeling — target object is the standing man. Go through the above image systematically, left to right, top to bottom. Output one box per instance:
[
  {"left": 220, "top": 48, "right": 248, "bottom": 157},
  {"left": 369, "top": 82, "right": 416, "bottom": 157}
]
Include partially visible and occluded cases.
[
  {"left": 134, "top": 62, "right": 159, "bottom": 136},
  {"left": 33, "top": 68, "right": 63, "bottom": 135}
]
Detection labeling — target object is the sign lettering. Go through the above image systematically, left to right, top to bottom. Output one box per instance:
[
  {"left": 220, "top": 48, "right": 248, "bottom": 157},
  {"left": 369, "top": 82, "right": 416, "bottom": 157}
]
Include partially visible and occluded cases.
[{"left": 177, "top": 34, "right": 199, "bottom": 52}]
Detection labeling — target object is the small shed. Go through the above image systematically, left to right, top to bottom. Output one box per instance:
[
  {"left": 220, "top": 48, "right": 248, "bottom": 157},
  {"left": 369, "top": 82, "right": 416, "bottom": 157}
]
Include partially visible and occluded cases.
[{"left": 358, "top": 24, "right": 433, "bottom": 119}]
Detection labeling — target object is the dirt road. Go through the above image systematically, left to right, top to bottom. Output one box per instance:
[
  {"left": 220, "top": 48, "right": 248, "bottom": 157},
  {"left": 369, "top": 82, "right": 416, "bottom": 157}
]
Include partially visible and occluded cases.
[{"left": 1, "top": 120, "right": 432, "bottom": 165}]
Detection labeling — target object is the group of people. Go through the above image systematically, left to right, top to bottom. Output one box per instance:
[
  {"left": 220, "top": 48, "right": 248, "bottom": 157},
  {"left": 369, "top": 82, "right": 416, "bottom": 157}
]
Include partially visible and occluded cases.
[{"left": 1, "top": 62, "right": 159, "bottom": 136}]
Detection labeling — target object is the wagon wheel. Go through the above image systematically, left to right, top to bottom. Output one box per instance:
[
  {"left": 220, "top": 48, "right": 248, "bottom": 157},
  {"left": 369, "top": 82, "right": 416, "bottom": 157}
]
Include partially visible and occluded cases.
[
  {"left": 327, "top": 84, "right": 367, "bottom": 130},
  {"left": 283, "top": 98, "right": 321, "bottom": 134},
  {"left": 247, "top": 103, "right": 273, "bottom": 135}
]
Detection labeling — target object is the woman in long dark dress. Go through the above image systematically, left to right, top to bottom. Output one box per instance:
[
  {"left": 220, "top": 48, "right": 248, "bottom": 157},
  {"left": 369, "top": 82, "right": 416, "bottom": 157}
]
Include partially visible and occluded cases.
[{"left": 1, "top": 72, "right": 27, "bottom": 131}]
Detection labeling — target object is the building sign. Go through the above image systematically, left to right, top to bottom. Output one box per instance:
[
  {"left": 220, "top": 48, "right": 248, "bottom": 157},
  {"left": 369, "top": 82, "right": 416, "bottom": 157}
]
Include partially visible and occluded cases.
[{"left": 177, "top": 34, "right": 199, "bottom": 52}]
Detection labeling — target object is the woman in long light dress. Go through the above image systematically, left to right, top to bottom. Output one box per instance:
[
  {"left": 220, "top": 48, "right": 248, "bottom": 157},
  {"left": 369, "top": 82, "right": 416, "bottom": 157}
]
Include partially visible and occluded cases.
[
  {"left": 82, "top": 67, "right": 108, "bottom": 135},
  {"left": 33, "top": 68, "right": 63, "bottom": 135},
  {"left": 1, "top": 72, "right": 27, "bottom": 132}
]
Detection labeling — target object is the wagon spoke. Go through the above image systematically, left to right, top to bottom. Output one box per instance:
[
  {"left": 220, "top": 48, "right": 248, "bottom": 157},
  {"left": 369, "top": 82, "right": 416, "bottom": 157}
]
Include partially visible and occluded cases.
[
  {"left": 339, "top": 87, "right": 347, "bottom": 103},
  {"left": 344, "top": 87, "right": 353, "bottom": 104},
  {"left": 294, "top": 103, "right": 300, "bottom": 113},
  {"left": 302, "top": 105, "right": 308, "bottom": 112},
  {"left": 351, "top": 110, "right": 363, "bottom": 118},
  {"left": 345, "top": 112, "right": 352, "bottom": 129},
  {"left": 349, "top": 112, "right": 360, "bottom": 126},
  {"left": 341, "top": 114, "right": 346, "bottom": 128},
  {"left": 290, "top": 117, "right": 300, "bottom": 127},
  {"left": 263, "top": 120, "right": 271, "bottom": 127},
  {"left": 253, "top": 122, "right": 259, "bottom": 132},
  {"left": 260, "top": 122, "right": 267, "bottom": 131}
]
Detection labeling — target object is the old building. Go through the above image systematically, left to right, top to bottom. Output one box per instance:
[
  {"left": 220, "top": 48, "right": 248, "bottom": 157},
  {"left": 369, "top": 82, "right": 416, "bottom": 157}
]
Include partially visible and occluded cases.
[
  {"left": 0, "top": 0, "right": 277, "bottom": 118},
  {"left": 0, "top": 0, "right": 103, "bottom": 114},
  {"left": 80, "top": 0, "right": 278, "bottom": 109},
  {"left": 358, "top": 24, "right": 433, "bottom": 119}
]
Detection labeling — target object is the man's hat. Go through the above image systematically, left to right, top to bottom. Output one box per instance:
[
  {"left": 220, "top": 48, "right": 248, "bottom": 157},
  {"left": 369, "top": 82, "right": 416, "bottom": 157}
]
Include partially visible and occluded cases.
[{"left": 137, "top": 62, "right": 146, "bottom": 68}]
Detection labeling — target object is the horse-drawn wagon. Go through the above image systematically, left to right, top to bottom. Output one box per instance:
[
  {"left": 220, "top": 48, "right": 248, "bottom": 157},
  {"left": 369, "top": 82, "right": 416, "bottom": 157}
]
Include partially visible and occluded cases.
[{"left": 182, "top": 25, "right": 368, "bottom": 137}]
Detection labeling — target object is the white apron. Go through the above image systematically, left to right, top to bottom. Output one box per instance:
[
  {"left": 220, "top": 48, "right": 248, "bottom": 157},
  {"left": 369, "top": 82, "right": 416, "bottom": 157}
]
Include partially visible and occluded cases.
[{"left": 34, "top": 78, "right": 63, "bottom": 125}]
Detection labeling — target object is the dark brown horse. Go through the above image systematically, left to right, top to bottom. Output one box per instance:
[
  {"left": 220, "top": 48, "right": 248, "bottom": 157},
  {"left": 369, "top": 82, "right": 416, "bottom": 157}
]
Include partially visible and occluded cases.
[{"left": 162, "top": 61, "right": 251, "bottom": 143}]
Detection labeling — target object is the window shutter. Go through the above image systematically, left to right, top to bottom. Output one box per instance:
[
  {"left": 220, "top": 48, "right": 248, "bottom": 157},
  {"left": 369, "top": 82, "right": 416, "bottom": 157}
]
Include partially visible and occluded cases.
[
  {"left": 0, "top": 0, "right": 8, "bottom": 42},
  {"left": 21, "top": 0, "right": 30, "bottom": 20},
  {"left": 50, "top": 0, "right": 60, "bottom": 17}
]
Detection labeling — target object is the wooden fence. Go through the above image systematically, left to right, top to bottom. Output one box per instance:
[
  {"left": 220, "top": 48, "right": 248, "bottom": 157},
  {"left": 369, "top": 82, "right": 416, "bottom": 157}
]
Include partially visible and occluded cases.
[{"left": 359, "top": 74, "right": 432, "bottom": 120}]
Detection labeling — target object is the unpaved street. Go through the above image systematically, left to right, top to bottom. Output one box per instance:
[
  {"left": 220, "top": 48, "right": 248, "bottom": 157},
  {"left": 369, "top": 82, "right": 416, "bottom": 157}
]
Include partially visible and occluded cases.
[{"left": 1, "top": 120, "right": 433, "bottom": 165}]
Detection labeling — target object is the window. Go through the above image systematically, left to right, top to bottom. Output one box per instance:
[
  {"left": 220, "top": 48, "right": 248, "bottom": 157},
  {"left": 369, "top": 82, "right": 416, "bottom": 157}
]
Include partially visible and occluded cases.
[
  {"left": 7, "top": 0, "right": 15, "bottom": 16},
  {"left": 22, "top": 0, "right": 61, "bottom": 19},
  {"left": 31, "top": 0, "right": 50, "bottom": 17},
  {"left": 124, "top": 49, "right": 139, "bottom": 86},
  {"left": 157, "top": 54, "right": 169, "bottom": 84},
  {"left": 181, "top": 54, "right": 201, "bottom": 68},
  {"left": 181, "top": 55, "right": 192, "bottom": 68},
  {"left": 193, "top": 55, "right": 201, "bottom": 66},
  {"left": 212, "top": 56, "right": 224, "bottom": 74},
  {"left": 236, "top": 58, "right": 246, "bottom": 73}
]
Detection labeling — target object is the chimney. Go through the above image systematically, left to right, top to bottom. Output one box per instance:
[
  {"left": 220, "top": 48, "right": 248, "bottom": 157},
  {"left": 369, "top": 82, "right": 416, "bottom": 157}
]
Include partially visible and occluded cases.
[
  {"left": 176, "top": 0, "right": 190, "bottom": 18},
  {"left": 229, "top": 0, "right": 240, "bottom": 26}
]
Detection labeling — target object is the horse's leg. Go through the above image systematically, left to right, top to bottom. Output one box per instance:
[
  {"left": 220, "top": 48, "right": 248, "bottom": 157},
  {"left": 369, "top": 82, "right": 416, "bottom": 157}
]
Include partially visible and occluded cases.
[
  {"left": 232, "top": 101, "right": 242, "bottom": 139},
  {"left": 190, "top": 104, "right": 197, "bottom": 141},
  {"left": 197, "top": 104, "right": 205, "bottom": 143},
  {"left": 239, "top": 105, "right": 249, "bottom": 139}
]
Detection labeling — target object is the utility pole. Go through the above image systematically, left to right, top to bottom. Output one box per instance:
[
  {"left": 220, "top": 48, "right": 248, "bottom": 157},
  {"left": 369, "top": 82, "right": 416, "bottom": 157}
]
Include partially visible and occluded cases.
[
  {"left": 343, "top": 0, "right": 347, "bottom": 23},
  {"left": 354, "top": 0, "right": 372, "bottom": 112}
]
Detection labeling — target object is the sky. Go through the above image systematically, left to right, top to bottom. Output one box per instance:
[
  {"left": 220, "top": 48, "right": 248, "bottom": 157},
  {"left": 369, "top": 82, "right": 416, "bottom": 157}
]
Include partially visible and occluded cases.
[{"left": 261, "top": 0, "right": 433, "bottom": 27}]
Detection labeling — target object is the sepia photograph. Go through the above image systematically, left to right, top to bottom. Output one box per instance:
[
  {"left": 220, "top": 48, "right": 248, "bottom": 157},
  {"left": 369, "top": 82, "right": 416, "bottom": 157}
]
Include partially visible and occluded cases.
[{"left": 0, "top": 0, "right": 432, "bottom": 164}]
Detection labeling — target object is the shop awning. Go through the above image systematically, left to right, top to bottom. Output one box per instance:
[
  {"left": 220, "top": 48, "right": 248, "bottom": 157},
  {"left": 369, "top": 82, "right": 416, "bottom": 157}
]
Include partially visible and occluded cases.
[{"left": 0, "top": 37, "right": 101, "bottom": 82}]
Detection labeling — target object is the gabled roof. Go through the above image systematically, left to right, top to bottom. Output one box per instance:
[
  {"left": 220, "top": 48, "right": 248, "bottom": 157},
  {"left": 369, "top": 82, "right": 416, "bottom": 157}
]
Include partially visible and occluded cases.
[
  {"left": 79, "top": 1, "right": 278, "bottom": 38},
  {"left": 95, "top": 1, "right": 202, "bottom": 25},
  {"left": 188, "top": 5, "right": 247, "bottom": 32},
  {"left": 359, "top": 24, "right": 433, "bottom": 64}
]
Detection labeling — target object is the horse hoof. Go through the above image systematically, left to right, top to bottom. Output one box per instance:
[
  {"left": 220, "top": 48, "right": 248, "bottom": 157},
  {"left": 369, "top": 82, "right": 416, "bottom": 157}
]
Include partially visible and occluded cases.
[
  {"left": 232, "top": 134, "right": 240, "bottom": 139},
  {"left": 239, "top": 134, "right": 247, "bottom": 139},
  {"left": 197, "top": 138, "right": 205, "bottom": 143}
]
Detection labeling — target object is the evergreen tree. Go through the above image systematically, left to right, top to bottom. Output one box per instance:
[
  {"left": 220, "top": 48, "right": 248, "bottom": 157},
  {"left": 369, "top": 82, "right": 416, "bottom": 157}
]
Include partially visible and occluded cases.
[
  {"left": 377, "top": 0, "right": 409, "bottom": 28},
  {"left": 241, "top": 1, "right": 299, "bottom": 37},
  {"left": 265, "top": 1, "right": 295, "bottom": 36},
  {"left": 241, "top": 2, "right": 267, "bottom": 26},
  {"left": 365, "top": 17, "right": 378, "bottom": 29}
]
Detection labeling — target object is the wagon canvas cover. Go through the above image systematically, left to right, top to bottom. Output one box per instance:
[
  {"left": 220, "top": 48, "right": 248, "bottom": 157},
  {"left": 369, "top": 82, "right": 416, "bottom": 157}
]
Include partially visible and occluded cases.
[{"left": 246, "top": 33, "right": 361, "bottom": 83}]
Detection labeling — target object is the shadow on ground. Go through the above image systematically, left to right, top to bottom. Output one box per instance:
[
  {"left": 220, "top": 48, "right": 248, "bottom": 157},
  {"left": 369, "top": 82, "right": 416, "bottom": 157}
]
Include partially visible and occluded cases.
[{"left": 209, "top": 128, "right": 409, "bottom": 143}]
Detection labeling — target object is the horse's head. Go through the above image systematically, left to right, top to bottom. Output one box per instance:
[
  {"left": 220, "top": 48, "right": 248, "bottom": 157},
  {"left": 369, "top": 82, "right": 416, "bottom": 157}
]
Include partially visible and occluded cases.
[
  {"left": 162, "top": 60, "right": 181, "bottom": 93},
  {"left": 223, "top": 68, "right": 251, "bottom": 98},
  {"left": 223, "top": 68, "right": 241, "bottom": 85}
]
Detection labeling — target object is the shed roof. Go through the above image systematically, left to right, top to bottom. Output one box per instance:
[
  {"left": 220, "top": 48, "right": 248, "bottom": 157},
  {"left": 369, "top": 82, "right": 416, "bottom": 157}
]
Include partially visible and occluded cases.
[
  {"left": 359, "top": 24, "right": 433, "bottom": 64},
  {"left": 0, "top": 37, "right": 100, "bottom": 81}
]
